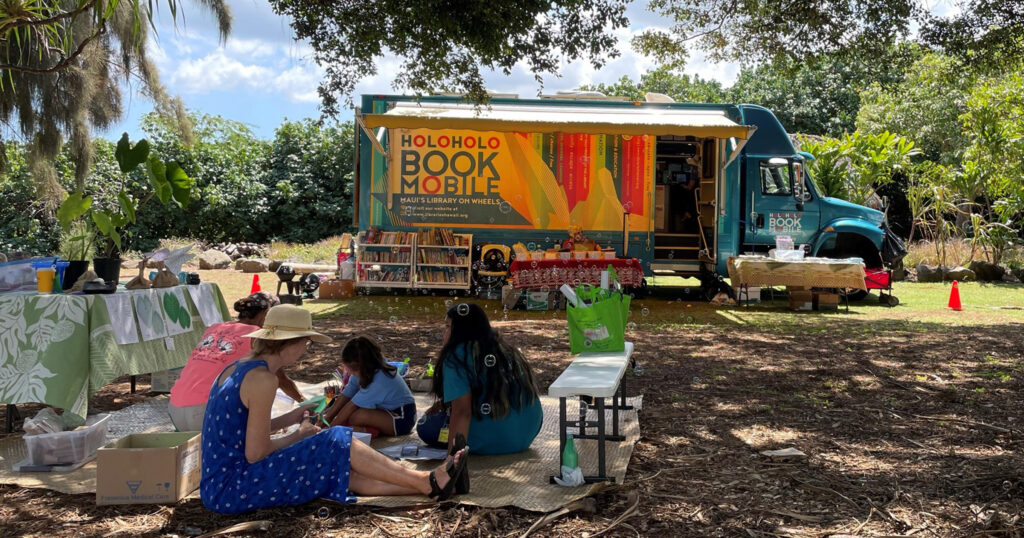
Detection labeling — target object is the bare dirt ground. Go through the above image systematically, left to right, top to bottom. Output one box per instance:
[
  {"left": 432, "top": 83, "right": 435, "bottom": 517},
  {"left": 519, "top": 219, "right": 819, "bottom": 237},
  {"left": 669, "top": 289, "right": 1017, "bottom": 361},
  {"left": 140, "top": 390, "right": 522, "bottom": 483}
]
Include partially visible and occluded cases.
[{"left": 2, "top": 312, "right": 1023, "bottom": 537}]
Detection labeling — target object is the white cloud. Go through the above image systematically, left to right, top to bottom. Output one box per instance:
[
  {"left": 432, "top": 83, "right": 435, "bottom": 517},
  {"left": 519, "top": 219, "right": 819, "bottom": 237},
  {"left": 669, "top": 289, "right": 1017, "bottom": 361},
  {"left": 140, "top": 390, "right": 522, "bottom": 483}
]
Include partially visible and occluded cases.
[
  {"left": 226, "top": 38, "right": 278, "bottom": 58},
  {"left": 172, "top": 51, "right": 273, "bottom": 93},
  {"left": 270, "top": 64, "right": 324, "bottom": 103}
]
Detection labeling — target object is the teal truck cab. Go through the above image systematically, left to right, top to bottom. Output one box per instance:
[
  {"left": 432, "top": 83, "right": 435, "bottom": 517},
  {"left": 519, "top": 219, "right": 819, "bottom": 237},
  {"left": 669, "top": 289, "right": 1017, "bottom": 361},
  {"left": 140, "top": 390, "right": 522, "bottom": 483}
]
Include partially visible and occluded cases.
[{"left": 355, "top": 95, "right": 904, "bottom": 295}]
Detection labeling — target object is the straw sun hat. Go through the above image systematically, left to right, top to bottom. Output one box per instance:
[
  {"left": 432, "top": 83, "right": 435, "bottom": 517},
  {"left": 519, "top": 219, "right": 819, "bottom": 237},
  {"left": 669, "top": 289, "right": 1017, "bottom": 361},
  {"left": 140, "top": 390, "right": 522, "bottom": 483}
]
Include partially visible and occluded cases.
[{"left": 243, "top": 304, "right": 331, "bottom": 343}]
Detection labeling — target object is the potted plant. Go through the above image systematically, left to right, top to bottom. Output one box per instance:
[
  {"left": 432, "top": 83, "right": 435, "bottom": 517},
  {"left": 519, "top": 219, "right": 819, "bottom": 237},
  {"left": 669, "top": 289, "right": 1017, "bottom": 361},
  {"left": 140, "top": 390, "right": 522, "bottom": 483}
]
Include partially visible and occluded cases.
[
  {"left": 58, "top": 133, "right": 193, "bottom": 285},
  {"left": 55, "top": 220, "right": 94, "bottom": 289}
]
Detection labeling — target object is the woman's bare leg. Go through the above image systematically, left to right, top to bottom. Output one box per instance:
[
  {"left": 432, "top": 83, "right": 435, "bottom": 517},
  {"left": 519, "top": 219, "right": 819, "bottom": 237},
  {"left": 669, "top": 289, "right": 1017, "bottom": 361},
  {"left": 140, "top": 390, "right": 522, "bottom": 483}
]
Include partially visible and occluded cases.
[
  {"left": 348, "top": 408, "right": 397, "bottom": 435},
  {"left": 348, "top": 440, "right": 465, "bottom": 495},
  {"left": 349, "top": 470, "right": 421, "bottom": 496}
]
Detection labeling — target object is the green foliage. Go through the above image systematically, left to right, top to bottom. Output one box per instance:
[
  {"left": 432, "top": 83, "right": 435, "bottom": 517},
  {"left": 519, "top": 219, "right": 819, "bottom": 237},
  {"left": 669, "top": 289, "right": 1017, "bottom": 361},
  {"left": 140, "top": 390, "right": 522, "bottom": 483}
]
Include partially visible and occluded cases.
[
  {"left": 0, "top": 0, "right": 230, "bottom": 203},
  {"left": 269, "top": 0, "right": 628, "bottom": 115},
  {"left": 634, "top": 0, "right": 917, "bottom": 67},
  {"left": 920, "top": 0, "right": 1024, "bottom": 71},
  {"left": 729, "top": 49, "right": 918, "bottom": 136},
  {"left": 856, "top": 53, "right": 972, "bottom": 164},
  {"left": 580, "top": 66, "right": 728, "bottom": 103},
  {"left": 134, "top": 113, "right": 272, "bottom": 247},
  {"left": 261, "top": 119, "right": 356, "bottom": 242},
  {"left": 797, "top": 131, "right": 920, "bottom": 205},
  {"left": 56, "top": 133, "right": 193, "bottom": 258},
  {"left": 0, "top": 142, "right": 61, "bottom": 254}
]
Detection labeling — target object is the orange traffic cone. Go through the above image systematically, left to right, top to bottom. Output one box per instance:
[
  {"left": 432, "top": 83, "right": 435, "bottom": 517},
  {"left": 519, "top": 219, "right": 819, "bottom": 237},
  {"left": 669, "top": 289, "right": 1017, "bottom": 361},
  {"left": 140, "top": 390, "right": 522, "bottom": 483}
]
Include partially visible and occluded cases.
[
  {"left": 250, "top": 274, "right": 261, "bottom": 294},
  {"left": 948, "top": 280, "right": 962, "bottom": 311}
]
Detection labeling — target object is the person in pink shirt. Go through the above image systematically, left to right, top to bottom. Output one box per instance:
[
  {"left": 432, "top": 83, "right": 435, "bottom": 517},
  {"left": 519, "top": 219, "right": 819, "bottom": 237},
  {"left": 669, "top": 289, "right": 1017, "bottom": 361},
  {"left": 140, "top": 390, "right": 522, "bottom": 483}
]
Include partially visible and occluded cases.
[{"left": 168, "top": 292, "right": 304, "bottom": 431}]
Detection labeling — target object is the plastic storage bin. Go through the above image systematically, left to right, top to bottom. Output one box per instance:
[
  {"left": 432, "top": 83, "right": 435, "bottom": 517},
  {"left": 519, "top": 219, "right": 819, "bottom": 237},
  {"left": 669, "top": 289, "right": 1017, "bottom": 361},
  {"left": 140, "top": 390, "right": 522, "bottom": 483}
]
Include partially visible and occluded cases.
[{"left": 24, "top": 414, "right": 110, "bottom": 465}]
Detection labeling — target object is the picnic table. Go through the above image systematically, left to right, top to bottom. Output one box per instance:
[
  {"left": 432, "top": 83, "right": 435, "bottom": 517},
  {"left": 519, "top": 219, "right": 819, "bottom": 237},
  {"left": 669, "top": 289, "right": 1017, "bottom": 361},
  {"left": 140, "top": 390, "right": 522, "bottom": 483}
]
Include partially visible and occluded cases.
[
  {"left": 509, "top": 258, "right": 644, "bottom": 290},
  {"left": 0, "top": 283, "right": 229, "bottom": 430},
  {"left": 548, "top": 342, "right": 634, "bottom": 483}
]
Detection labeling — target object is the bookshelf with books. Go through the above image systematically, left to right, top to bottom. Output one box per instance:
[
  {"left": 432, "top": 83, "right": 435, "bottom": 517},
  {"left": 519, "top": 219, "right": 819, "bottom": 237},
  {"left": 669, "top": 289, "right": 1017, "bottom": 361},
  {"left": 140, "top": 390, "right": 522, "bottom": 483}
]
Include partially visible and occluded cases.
[
  {"left": 355, "top": 228, "right": 416, "bottom": 289},
  {"left": 414, "top": 230, "right": 472, "bottom": 290}
]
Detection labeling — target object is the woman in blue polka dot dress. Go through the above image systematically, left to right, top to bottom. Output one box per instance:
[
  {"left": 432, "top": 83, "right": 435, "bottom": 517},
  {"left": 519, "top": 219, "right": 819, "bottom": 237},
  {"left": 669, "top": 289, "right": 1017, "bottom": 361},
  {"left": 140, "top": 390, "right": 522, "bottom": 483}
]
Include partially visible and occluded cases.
[{"left": 200, "top": 305, "right": 468, "bottom": 514}]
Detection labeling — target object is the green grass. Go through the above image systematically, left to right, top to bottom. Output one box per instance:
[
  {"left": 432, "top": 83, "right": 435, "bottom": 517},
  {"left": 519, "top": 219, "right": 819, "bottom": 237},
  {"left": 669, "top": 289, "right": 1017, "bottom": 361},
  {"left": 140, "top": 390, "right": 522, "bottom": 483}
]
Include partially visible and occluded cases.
[
  {"left": 269, "top": 236, "right": 345, "bottom": 264},
  {"left": 199, "top": 268, "right": 1024, "bottom": 336}
]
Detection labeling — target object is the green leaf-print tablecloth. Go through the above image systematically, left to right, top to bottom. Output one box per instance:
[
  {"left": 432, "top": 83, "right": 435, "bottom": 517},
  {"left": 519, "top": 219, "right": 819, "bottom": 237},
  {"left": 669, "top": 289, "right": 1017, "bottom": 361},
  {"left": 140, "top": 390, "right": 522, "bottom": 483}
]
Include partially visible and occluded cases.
[{"left": 0, "top": 283, "right": 229, "bottom": 424}]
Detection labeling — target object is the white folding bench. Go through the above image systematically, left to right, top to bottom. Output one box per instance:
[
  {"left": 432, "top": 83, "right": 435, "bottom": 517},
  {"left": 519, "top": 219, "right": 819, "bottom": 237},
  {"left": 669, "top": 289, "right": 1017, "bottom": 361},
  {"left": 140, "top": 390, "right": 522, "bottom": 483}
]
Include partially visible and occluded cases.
[{"left": 548, "top": 342, "right": 634, "bottom": 483}]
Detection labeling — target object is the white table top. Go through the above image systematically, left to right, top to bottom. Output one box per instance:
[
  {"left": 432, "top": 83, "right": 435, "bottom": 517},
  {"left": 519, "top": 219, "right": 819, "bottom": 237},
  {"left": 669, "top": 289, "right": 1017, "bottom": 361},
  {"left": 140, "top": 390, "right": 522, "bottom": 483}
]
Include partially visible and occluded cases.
[{"left": 548, "top": 342, "right": 634, "bottom": 398}]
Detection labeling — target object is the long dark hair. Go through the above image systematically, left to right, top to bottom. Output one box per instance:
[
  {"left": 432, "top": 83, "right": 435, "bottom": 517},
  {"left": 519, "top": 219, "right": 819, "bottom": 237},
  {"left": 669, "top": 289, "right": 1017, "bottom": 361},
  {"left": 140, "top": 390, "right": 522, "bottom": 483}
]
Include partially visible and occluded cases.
[
  {"left": 432, "top": 303, "right": 539, "bottom": 420},
  {"left": 341, "top": 336, "right": 397, "bottom": 389}
]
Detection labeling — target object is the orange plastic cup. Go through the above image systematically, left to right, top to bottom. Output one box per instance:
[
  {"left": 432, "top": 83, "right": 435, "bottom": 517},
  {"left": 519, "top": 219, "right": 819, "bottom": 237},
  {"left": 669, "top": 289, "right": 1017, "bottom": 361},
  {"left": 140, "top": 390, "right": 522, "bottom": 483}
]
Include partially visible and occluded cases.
[{"left": 36, "top": 267, "right": 56, "bottom": 293}]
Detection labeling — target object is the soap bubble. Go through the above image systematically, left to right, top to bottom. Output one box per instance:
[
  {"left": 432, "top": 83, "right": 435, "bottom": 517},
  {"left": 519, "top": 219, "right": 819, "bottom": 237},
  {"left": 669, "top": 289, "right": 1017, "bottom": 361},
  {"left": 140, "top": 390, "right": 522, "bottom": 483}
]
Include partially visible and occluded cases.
[
  {"left": 499, "top": 201, "right": 512, "bottom": 214},
  {"left": 489, "top": 217, "right": 494, "bottom": 223},
  {"left": 545, "top": 236, "right": 551, "bottom": 242},
  {"left": 527, "top": 242, "right": 537, "bottom": 251},
  {"left": 531, "top": 261, "right": 538, "bottom": 269},
  {"left": 445, "top": 299, "right": 454, "bottom": 309},
  {"left": 457, "top": 303, "right": 470, "bottom": 316},
  {"left": 641, "top": 307, "right": 649, "bottom": 317},
  {"left": 389, "top": 316, "right": 397, "bottom": 323},
  {"left": 626, "top": 321, "right": 637, "bottom": 331},
  {"left": 583, "top": 339, "right": 593, "bottom": 348},
  {"left": 484, "top": 354, "right": 496, "bottom": 367},
  {"left": 480, "top": 403, "right": 492, "bottom": 415}
]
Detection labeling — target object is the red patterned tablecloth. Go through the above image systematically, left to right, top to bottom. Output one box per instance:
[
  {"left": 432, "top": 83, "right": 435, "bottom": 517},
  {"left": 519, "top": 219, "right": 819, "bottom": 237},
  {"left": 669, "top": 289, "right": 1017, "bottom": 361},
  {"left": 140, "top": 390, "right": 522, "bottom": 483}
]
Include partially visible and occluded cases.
[{"left": 508, "top": 258, "right": 644, "bottom": 289}]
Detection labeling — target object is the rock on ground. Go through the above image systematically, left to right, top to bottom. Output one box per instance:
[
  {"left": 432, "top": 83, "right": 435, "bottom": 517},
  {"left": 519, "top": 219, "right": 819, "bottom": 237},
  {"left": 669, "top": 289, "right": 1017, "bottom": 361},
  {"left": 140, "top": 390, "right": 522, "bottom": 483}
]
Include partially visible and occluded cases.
[
  {"left": 198, "top": 249, "right": 232, "bottom": 270},
  {"left": 238, "top": 258, "right": 270, "bottom": 273},
  {"left": 968, "top": 260, "right": 1006, "bottom": 282},
  {"left": 944, "top": 266, "right": 976, "bottom": 282}
]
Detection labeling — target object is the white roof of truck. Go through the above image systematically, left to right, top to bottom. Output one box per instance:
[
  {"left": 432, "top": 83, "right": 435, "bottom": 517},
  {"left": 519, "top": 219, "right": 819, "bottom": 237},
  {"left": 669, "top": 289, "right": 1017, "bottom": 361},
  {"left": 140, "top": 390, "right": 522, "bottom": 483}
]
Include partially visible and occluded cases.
[{"left": 363, "top": 101, "right": 755, "bottom": 139}]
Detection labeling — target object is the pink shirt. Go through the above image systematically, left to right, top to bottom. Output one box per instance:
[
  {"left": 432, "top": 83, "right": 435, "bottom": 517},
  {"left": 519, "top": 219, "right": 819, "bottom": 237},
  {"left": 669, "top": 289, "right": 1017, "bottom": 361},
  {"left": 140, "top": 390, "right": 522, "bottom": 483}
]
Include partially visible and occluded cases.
[{"left": 170, "top": 322, "right": 257, "bottom": 407}]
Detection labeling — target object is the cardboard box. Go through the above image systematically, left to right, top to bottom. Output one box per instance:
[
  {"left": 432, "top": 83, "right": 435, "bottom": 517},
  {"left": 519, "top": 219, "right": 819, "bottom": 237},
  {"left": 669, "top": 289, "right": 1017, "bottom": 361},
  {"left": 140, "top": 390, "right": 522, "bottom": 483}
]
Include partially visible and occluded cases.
[
  {"left": 318, "top": 279, "right": 355, "bottom": 299},
  {"left": 788, "top": 290, "right": 813, "bottom": 311},
  {"left": 814, "top": 292, "right": 840, "bottom": 311},
  {"left": 150, "top": 367, "right": 184, "bottom": 393},
  {"left": 96, "top": 432, "right": 201, "bottom": 505}
]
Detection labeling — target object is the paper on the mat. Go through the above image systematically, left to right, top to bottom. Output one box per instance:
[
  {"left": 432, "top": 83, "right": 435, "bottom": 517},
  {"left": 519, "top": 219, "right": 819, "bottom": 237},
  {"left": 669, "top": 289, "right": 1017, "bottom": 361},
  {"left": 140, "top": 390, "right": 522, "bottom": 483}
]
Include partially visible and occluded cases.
[
  {"left": 187, "top": 283, "right": 223, "bottom": 326},
  {"left": 159, "top": 287, "right": 192, "bottom": 336},
  {"left": 133, "top": 289, "right": 168, "bottom": 341},
  {"left": 101, "top": 293, "right": 139, "bottom": 345},
  {"left": 378, "top": 444, "right": 448, "bottom": 461}
]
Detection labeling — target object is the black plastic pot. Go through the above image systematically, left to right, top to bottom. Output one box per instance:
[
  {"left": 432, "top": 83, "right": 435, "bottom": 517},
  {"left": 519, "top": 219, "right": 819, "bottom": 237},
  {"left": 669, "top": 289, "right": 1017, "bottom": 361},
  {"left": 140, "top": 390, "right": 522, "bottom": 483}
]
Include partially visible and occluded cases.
[
  {"left": 92, "top": 257, "right": 122, "bottom": 285},
  {"left": 62, "top": 260, "right": 90, "bottom": 290}
]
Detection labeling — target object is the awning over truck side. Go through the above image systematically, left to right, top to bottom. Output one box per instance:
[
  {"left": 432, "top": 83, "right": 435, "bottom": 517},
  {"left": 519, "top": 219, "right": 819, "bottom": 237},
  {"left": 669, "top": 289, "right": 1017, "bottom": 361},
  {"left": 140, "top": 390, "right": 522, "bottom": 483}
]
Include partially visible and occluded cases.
[{"left": 363, "top": 102, "right": 755, "bottom": 139}]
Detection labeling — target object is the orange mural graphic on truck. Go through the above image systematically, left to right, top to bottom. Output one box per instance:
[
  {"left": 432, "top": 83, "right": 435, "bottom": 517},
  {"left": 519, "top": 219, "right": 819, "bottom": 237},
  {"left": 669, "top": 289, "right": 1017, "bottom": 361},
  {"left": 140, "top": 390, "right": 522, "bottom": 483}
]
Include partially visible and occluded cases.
[{"left": 374, "top": 128, "right": 653, "bottom": 232}]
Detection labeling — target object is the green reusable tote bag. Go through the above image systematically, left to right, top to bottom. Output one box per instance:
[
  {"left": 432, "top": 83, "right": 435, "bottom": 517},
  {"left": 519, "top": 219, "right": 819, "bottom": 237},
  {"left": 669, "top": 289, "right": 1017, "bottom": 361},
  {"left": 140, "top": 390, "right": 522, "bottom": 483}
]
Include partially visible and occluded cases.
[{"left": 567, "top": 289, "right": 629, "bottom": 353}]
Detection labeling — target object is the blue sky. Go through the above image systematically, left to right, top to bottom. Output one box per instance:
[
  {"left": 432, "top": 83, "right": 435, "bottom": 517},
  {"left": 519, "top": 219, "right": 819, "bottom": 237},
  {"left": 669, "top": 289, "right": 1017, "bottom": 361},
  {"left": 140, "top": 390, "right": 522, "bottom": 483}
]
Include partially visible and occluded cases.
[{"left": 107, "top": 0, "right": 960, "bottom": 141}]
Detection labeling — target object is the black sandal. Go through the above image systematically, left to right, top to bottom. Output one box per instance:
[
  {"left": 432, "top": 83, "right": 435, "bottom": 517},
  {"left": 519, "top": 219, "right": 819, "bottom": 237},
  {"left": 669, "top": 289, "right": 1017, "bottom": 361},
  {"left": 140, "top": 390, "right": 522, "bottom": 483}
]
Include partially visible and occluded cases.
[
  {"left": 449, "top": 433, "right": 470, "bottom": 495},
  {"left": 428, "top": 447, "right": 468, "bottom": 501}
]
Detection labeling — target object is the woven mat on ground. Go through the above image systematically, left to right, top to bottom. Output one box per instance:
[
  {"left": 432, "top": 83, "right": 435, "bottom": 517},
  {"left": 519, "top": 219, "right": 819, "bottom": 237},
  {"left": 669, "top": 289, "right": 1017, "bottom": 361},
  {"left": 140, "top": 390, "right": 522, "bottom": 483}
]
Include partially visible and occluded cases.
[{"left": 0, "top": 382, "right": 641, "bottom": 513}]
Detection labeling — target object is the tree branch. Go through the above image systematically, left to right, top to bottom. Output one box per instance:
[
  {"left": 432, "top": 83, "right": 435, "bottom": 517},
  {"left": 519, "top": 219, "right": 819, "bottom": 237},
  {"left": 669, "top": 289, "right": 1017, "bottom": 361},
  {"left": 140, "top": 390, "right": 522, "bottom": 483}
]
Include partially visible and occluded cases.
[
  {"left": 0, "top": 0, "right": 98, "bottom": 35},
  {"left": 0, "top": 24, "right": 106, "bottom": 75}
]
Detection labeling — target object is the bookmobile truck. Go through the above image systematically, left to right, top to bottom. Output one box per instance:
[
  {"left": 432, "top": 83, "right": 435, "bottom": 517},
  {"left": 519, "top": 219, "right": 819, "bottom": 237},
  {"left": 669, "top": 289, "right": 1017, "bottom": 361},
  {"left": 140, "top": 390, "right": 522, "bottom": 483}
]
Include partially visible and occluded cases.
[{"left": 353, "top": 93, "right": 905, "bottom": 298}]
